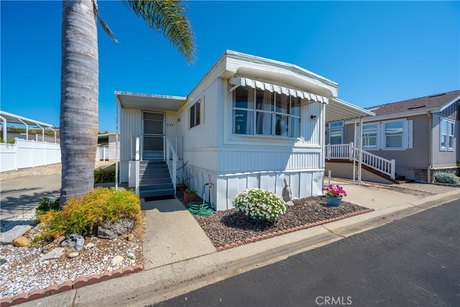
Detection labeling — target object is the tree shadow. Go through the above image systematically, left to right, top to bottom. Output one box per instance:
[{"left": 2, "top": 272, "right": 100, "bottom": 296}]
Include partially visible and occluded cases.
[{"left": 0, "top": 189, "right": 60, "bottom": 220}]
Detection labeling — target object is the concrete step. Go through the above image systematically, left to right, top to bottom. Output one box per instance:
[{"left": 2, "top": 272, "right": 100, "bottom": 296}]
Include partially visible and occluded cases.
[
  {"left": 139, "top": 172, "right": 171, "bottom": 180},
  {"left": 139, "top": 177, "right": 173, "bottom": 185},
  {"left": 139, "top": 182, "right": 173, "bottom": 190},
  {"left": 140, "top": 188, "right": 175, "bottom": 198}
]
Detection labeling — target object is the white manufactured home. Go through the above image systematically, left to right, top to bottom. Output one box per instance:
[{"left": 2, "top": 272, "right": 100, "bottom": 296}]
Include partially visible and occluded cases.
[{"left": 116, "top": 51, "right": 372, "bottom": 211}]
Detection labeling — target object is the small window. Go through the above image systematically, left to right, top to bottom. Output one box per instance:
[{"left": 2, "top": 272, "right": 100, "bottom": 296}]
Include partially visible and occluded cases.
[
  {"left": 189, "top": 100, "right": 201, "bottom": 129},
  {"left": 440, "top": 118, "right": 455, "bottom": 151},
  {"left": 384, "top": 121, "right": 403, "bottom": 148},
  {"left": 363, "top": 124, "right": 378, "bottom": 148},
  {"left": 329, "top": 127, "right": 343, "bottom": 145}
]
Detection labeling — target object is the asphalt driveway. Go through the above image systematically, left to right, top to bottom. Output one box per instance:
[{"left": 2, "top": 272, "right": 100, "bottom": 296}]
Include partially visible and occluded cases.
[
  {"left": 0, "top": 174, "right": 60, "bottom": 220},
  {"left": 158, "top": 199, "right": 460, "bottom": 307}
]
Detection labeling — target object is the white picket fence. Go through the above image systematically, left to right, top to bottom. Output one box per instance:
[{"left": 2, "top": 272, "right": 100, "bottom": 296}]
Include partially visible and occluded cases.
[
  {"left": 0, "top": 138, "right": 61, "bottom": 172},
  {"left": 325, "top": 143, "right": 395, "bottom": 179}
]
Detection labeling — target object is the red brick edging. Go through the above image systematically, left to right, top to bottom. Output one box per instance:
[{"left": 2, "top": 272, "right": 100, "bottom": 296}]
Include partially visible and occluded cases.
[
  {"left": 216, "top": 208, "right": 375, "bottom": 252},
  {"left": 0, "top": 265, "right": 143, "bottom": 306}
]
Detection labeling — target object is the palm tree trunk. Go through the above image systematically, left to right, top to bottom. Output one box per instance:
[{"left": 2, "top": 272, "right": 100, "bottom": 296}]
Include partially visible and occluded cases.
[{"left": 60, "top": 0, "right": 98, "bottom": 206}]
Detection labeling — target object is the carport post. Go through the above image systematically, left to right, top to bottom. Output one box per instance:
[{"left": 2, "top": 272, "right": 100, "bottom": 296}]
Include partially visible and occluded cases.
[
  {"left": 0, "top": 115, "right": 7, "bottom": 141},
  {"left": 358, "top": 117, "right": 363, "bottom": 184},
  {"left": 18, "top": 119, "right": 29, "bottom": 140},
  {"left": 352, "top": 120, "right": 357, "bottom": 183}
]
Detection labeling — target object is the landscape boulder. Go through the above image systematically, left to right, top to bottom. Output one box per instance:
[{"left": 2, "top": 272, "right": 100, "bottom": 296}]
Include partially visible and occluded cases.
[
  {"left": 97, "top": 218, "right": 134, "bottom": 240},
  {"left": 0, "top": 225, "right": 32, "bottom": 245},
  {"left": 61, "top": 233, "right": 84, "bottom": 251}
]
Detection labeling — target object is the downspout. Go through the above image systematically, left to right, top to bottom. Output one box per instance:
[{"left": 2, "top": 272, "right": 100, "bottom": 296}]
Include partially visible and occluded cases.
[{"left": 427, "top": 112, "right": 433, "bottom": 183}]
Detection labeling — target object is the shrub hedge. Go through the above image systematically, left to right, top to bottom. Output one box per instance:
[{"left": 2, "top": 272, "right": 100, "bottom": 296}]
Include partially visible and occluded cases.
[
  {"left": 94, "top": 167, "right": 116, "bottom": 183},
  {"left": 434, "top": 172, "right": 459, "bottom": 184},
  {"left": 38, "top": 188, "right": 140, "bottom": 240}
]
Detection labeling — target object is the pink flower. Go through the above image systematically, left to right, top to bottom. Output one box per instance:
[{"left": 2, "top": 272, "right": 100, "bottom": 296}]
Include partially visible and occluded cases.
[{"left": 323, "top": 184, "right": 347, "bottom": 197}]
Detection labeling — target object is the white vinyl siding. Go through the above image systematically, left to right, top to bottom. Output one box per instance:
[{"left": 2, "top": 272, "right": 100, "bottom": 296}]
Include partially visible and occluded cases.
[{"left": 440, "top": 118, "right": 455, "bottom": 151}]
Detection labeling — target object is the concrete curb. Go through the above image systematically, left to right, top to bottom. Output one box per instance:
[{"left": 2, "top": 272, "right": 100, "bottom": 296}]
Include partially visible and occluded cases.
[{"left": 0, "top": 265, "right": 143, "bottom": 306}]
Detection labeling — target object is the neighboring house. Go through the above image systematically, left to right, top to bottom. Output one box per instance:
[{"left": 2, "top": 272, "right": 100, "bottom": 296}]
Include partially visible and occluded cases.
[
  {"left": 116, "top": 50, "right": 371, "bottom": 210},
  {"left": 326, "top": 90, "right": 460, "bottom": 183},
  {"left": 96, "top": 132, "right": 118, "bottom": 161}
]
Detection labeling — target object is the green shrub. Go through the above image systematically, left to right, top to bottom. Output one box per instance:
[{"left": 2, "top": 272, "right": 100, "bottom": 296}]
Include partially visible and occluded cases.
[
  {"left": 0, "top": 138, "right": 16, "bottom": 144},
  {"left": 94, "top": 167, "right": 116, "bottom": 183},
  {"left": 434, "top": 172, "right": 459, "bottom": 184},
  {"left": 38, "top": 188, "right": 141, "bottom": 240},
  {"left": 233, "top": 188, "right": 286, "bottom": 223},
  {"left": 36, "top": 197, "right": 60, "bottom": 216}
]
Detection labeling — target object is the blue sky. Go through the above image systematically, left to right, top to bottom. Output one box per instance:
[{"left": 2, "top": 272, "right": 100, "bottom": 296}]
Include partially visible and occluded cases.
[{"left": 2, "top": 1, "right": 459, "bottom": 131}]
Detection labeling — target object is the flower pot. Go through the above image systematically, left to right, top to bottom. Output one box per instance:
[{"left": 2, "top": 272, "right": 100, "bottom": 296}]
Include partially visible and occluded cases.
[
  {"left": 184, "top": 191, "right": 197, "bottom": 204},
  {"left": 326, "top": 195, "right": 342, "bottom": 207}
]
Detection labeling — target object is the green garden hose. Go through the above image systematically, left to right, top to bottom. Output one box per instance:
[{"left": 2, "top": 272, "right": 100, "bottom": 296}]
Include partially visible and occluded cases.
[{"left": 188, "top": 201, "right": 214, "bottom": 216}]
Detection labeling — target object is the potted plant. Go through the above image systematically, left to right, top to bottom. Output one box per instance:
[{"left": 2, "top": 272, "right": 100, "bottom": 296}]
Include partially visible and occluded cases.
[
  {"left": 323, "top": 184, "right": 347, "bottom": 207},
  {"left": 183, "top": 188, "right": 197, "bottom": 204}
]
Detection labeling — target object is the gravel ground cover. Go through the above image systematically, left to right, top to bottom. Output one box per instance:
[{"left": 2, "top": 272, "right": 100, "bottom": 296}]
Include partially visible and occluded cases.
[
  {"left": 192, "top": 196, "right": 371, "bottom": 248},
  {"left": 0, "top": 210, "right": 143, "bottom": 299}
]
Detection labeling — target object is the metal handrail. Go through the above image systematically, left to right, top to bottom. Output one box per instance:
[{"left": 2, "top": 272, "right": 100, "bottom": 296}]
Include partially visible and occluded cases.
[
  {"left": 165, "top": 138, "right": 178, "bottom": 193},
  {"left": 326, "top": 143, "right": 396, "bottom": 179}
]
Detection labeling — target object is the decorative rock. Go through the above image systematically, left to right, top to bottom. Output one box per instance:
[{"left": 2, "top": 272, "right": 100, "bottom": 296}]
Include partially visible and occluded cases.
[
  {"left": 97, "top": 219, "right": 134, "bottom": 240},
  {"left": 0, "top": 225, "right": 32, "bottom": 244},
  {"left": 60, "top": 233, "right": 84, "bottom": 251},
  {"left": 126, "top": 233, "right": 135, "bottom": 241},
  {"left": 13, "top": 236, "right": 31, "bottom": 247},
  {"left": 85, "top": 242, "right": 95, "bottom": 250},
  {"left": 40, "top": 247, "right": 65, "bottom": 261},
  {"left": 67, "top": 251, "right": 79, "bottom": 258},
  {"left": 127, "top": 252, "right": 135, "bottom": 260},
  {"left": 111, "top": 255, "right": 124, "bottom": 265},
  {"left": 0, "top": 258, "right": 6, "bottom": 266}
]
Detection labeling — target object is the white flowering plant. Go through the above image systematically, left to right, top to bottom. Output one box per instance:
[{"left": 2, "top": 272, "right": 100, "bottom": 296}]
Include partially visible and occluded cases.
[{"left": 233, "top": 188, "right": 286, "bottom": 223}]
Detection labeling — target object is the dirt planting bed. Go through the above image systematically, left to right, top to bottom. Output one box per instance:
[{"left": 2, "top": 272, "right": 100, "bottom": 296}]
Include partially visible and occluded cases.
[{"left": 193, "top": 196, "right": 372, "bottom": 250}]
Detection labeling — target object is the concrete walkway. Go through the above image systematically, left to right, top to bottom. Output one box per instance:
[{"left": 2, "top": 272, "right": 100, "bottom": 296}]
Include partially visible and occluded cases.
[
  {"left": 0, "top": 174, "right": 60, "bottom": 220},
  {"left": 19, "top": 184, "right": 460, "bottom": 307},
  {"left": 142, "top": 198, "right": 216, "bottom": 269}
]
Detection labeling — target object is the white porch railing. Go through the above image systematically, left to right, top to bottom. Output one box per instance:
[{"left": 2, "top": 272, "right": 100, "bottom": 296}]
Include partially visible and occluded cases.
[
  {"left": 130, "top": 135, "right": 183, "bottom": 161},
  {"left": 165, "top": 138, "right": 177, "bottom": 193},
  {"left": 325, "top": 143, "right": 395, "bottom": 179}
]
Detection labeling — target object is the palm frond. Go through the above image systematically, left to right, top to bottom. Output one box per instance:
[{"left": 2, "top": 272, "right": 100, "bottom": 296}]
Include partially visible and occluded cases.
[
  {"left": 93, "top": 0, "right": 118, "bottom": 43},
  {"left": 124, "top": 0, "right": 195, "bottom": 62}
]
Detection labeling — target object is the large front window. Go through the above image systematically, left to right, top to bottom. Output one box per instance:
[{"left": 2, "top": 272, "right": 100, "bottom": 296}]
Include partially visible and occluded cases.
[
  {"left": 233, "top": 86, "right": 301, "bottom": 138},
  {"left": 384, "top": 121, "right": 403, "bottom": 148}
]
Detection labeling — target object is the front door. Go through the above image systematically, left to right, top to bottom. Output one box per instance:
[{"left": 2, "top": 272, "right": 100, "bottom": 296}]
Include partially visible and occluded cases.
[{"left": 143, "top": 112, "right": 164, "bottom": 160}]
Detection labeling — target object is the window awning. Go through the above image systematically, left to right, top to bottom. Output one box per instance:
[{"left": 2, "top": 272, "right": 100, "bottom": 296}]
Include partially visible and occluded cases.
[{"left": 230, "top": 77, "right": 328, "bottom": 103}]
